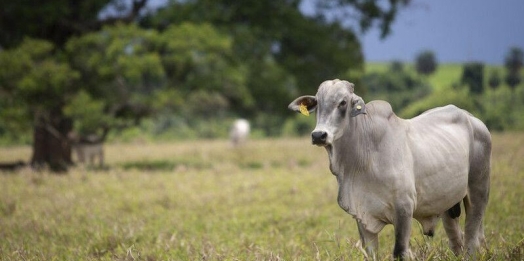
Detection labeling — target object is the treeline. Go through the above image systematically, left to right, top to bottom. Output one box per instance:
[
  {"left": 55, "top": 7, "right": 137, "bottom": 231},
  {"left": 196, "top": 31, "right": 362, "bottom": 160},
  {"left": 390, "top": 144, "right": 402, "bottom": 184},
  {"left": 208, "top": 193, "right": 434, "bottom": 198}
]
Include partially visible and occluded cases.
[
  {"left": 285, "top": 48, "right": 524, "bottom": 136},
  {"left": 367, "top": 48, "right": 524, "bottom": 132}
]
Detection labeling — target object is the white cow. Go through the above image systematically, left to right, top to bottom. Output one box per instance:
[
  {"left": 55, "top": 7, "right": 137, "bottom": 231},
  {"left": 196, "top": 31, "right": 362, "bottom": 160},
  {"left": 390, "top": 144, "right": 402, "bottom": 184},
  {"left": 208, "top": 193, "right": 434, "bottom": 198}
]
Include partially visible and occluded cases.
[
  {"left": 289, "top": 79, "right": 491, "bottom": 260},
  {"left": 230, "top": 119, "right": 250, "bottom": 147}
]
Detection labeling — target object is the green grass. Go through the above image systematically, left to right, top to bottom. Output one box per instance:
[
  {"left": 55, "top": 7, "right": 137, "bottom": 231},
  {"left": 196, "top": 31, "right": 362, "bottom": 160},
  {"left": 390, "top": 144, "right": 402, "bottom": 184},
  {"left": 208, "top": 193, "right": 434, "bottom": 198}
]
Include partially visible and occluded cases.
[{"left": 1, "top": 135, "right": 523, "bottom": 260}]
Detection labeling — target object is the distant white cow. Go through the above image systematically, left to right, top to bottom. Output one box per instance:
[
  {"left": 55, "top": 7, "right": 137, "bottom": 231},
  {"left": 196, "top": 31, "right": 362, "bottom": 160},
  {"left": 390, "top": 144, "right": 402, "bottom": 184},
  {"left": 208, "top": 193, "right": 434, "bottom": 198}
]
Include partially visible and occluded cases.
[
  {"left": 289, "top": 79, "right": 491, "bottom": 260},
  {"left": 230, "top": 119, "right": 250, "bottom": 147}
]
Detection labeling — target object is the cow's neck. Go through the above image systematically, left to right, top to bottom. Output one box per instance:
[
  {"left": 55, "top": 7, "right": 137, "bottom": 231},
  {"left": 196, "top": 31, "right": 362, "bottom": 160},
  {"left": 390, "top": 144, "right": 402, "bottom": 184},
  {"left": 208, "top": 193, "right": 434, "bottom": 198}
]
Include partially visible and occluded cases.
[{"left": 327, "top": 115, "right": 374, "bottom": 176}]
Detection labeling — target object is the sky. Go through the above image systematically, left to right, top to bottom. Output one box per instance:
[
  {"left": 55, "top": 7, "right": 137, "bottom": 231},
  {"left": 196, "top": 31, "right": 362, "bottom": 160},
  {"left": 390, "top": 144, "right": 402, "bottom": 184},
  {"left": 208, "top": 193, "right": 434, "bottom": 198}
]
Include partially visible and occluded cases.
[{"left": 360, "top": 0, "right": 524, "bottom": 64}]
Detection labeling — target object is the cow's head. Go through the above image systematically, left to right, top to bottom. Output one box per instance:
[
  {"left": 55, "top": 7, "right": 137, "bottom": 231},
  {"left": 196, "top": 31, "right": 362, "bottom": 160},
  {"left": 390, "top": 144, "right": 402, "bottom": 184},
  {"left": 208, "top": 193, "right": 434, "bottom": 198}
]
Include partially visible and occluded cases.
[{"left": 288, "top": 79, "right": 366, "bottom": 146}]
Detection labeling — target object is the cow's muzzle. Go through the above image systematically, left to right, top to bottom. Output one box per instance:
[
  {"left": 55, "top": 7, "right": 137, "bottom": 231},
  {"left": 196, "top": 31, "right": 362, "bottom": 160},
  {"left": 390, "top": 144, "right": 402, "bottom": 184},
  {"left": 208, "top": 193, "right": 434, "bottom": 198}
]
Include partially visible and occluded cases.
[{"left": 311, "top": 131, "right": 328, "bottom": 146}]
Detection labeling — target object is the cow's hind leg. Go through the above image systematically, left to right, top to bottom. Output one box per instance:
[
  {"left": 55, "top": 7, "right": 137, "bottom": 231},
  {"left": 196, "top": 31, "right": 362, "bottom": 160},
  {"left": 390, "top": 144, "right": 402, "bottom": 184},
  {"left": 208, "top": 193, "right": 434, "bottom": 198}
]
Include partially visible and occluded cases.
[
  {"left": 465, "top": 151, "right": 490, "bottom": 256},
  {"left": 464, "top": 188, "right": 489, "bottom": 257},
  {"left": 442, "top": 204, "right": 464, "bottom": 255}
]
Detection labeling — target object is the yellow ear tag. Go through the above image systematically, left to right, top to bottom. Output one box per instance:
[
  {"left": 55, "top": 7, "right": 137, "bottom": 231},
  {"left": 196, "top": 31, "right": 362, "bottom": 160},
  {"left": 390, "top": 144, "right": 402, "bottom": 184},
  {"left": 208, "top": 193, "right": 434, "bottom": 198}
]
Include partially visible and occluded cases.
[
  {"left": 299, "top": 103, "right": 310, "bottom": 116},
  {"left": 356, "top": 105, "right": 362, "bottom": 110}
]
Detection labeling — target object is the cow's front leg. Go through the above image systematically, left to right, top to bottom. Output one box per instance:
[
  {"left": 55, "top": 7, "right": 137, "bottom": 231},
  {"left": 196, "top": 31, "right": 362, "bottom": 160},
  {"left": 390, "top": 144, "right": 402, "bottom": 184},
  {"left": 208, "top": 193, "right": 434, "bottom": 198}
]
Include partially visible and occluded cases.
[
  {"left": 393, "top": 207, "right": 413, "bottom": 260},
  {"left": 357, "top": 221, "right": 378, "bottom": 260}
]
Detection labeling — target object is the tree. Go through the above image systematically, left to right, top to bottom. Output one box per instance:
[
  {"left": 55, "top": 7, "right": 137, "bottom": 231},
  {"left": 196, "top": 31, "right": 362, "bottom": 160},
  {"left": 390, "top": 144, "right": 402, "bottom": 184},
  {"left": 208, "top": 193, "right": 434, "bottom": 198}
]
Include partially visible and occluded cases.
[
  {"left": 0, "top": 0, "right": 149, "bottom": 48},
  {"left": 142, "top": 0, "right": 386, "bottom": 130},
  {"left": 312, "top": 0, "right": 412, "bottom": 38},
  {"left": 0, "top": 1, "right": 152, "bottom": 171},
  {"left": 65, "top": 23, "right": 166, "bottom": 133},
  {"left": 0, "top": 39, "right": 80, "bottom": 171},
  {"left": 504, "top": 47, "right": 523, "bottom": 90},
  {"left": 505, "top": 47, "right": 523, "bottom": 72},
  {"left": 415, "top": 50, "right": 437, "bottom": 76},
  {"left": 390, "top": 60, "right": 405, "bottom": 73},
  {"left": 362, "top": 61, "right": 431, "bottom": 112},
  {"left": 461, "top": 62, "right": 485, "bottom": 94},
  {"left": 488, "top": 70, "right": 501, "bottom": 89}
]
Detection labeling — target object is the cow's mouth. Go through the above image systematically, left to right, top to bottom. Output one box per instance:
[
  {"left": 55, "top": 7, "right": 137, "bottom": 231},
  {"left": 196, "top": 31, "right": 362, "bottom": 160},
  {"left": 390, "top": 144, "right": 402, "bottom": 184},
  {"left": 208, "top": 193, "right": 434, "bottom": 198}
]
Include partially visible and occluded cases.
[{"left": 312, "top": 140, "right": 329, "bottom": 147}]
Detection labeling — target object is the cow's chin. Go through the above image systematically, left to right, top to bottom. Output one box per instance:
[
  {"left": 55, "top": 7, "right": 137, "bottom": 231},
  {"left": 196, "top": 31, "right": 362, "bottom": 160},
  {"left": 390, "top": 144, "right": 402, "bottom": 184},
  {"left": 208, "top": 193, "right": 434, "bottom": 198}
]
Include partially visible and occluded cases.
[{"left": 312, "top": 140, "right": 332, "bottom": 147}]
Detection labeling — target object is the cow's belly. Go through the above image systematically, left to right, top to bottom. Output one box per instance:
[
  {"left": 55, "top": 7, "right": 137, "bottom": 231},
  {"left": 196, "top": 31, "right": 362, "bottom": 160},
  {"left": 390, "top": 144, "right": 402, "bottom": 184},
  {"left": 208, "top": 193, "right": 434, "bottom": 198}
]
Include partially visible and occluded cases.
[
  {"left": 412, "top": 147, "right": 469, "bottom": 216},
  {"left": 414, "top": 172, "right": 468, "bottom": 217}
]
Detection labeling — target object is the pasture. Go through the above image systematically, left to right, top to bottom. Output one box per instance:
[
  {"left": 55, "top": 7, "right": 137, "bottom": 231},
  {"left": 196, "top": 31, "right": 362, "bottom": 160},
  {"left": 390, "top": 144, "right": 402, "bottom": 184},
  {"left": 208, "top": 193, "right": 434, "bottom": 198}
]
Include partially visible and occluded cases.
[{"left": 0, "top": 134, "right": 523, "bottom": 260}]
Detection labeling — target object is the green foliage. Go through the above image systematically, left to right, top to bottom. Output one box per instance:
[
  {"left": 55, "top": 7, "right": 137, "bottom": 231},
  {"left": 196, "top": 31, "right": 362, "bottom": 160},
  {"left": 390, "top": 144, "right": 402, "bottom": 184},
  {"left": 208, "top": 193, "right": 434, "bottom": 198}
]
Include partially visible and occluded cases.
[
  {"left": 0, "top": 0, "right": 112, "bottom": 48},
  {"left": 145, "top": 0, "right": 364, "bottom": 118},
  {"left": 315, "top": 0, "right": 411, "bottom": 38},
  {"left": 276, "top": 18, "right": 363, "bottom": 95},
  {"left": 63, "top": 23, "right": 166, "bottom": 138},
  {"left": 158, "top": 23, "right": 253, "bottom": 111},
  {"left": 0, "top": 38, "right": 79, "bottom": 135},
  {"left": 1, "top": 39, "right": 79, "bottom": 108},
  {"left": 502, "top": 45, "right": 523, "bottom": 90},
  {"left": 504, "top": 47, "right": 523, "bottom": 73},
  {"left": 415, "top": 50, "right": 438, "bottom": 76},
  {"left": 363, "top": 62, "right": 431, "bottom": 112},
  {"left": 461, "top": 62, "right": 485, "bottom": 94},
  {"left": 488, "top": 69, "right": 502, "bottom": 89},
  {"left": 505, "top": 71, "right": 522, "bottom": 90},
  {"left": 480, "top": 85, "right": 524, "bottom": 131},
  {"left": 480, "top": 86, "right": 514, "bottom": 131},
  {"left": 400, "top": 87, "right": 475, "bottom": 118},
  {"left": 63, "top": 91, "right": 111, "bottom": 136},
  {"left": 282, "top": 114, "right": 317, "bottom": 137}
]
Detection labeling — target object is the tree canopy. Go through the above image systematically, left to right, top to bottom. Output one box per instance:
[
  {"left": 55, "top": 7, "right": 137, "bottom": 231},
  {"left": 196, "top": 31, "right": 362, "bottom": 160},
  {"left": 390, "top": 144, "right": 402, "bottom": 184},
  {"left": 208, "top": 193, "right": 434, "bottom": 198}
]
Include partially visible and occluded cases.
[{"left": 415, "top": 50, "right": 437, "bottom": 76}]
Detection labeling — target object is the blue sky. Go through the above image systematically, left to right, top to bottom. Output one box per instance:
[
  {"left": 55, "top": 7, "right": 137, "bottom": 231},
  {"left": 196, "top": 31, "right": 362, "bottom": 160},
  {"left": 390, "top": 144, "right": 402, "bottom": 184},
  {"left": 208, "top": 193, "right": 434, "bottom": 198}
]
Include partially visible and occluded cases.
[{"left": 360, "top": 0, "right": 524, "bottom": 64}]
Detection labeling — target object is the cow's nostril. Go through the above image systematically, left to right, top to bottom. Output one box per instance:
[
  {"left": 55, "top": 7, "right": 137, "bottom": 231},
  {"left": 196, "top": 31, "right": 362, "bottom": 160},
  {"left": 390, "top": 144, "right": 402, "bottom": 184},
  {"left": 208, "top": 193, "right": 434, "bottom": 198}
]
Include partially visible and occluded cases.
[{"left": 312, "top": 131, "right": 328, "bottom": 144}]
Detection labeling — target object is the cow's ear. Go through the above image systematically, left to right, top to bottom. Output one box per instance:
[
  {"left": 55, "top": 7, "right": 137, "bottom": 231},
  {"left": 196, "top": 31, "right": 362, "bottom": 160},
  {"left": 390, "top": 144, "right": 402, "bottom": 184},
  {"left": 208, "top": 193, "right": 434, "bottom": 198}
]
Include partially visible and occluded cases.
[
  {"left": 288, "top": 95, "right": 317, "bottom": 115},
  {"left": 350, "top": 95, "right": 366, "bottom": 117}
]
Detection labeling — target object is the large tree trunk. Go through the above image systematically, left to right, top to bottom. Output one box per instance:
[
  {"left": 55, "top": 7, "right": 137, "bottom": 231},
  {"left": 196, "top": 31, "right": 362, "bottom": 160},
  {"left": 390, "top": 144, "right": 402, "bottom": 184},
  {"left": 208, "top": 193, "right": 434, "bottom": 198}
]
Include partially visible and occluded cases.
[{"left": 31, "top": 110, "right": 73, "bottom": 173}]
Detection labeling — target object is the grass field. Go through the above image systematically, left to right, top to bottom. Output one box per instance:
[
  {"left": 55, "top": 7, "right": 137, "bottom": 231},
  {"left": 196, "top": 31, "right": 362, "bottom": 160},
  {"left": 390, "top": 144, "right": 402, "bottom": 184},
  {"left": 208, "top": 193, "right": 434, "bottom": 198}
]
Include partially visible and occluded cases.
[{"left": 1, "top": 134, "right": 523, "bottom": 260}]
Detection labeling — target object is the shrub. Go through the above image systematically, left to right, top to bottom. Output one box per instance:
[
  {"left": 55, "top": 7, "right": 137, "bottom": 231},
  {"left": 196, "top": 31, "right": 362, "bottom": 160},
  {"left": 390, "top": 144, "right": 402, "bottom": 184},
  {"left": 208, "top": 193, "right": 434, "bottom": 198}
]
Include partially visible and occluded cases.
[
  {"left": 415, "top": 50, "right": 438, "bottom": 76},
  {"left": 461, "top": 62, "right": 485, "bottom": 94}
]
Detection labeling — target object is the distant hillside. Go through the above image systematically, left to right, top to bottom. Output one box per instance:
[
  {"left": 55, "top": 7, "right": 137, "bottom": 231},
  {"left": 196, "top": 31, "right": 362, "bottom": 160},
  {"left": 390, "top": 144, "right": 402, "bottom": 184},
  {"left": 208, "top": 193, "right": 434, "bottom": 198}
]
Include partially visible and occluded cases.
[
  {"left": 363, "top": 62, "right": 524, "bottom": 131},
  {"left": 365, "top": 62, "right": 509, "bottom": 91}
]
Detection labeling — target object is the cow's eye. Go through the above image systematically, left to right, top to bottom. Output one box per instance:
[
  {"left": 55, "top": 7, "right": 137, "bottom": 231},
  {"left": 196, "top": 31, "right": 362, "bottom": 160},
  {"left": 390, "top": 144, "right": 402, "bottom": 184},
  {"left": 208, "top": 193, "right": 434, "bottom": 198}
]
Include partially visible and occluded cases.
[{"left": 338, "top": 100, "right": 347, "bottom": 107}]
